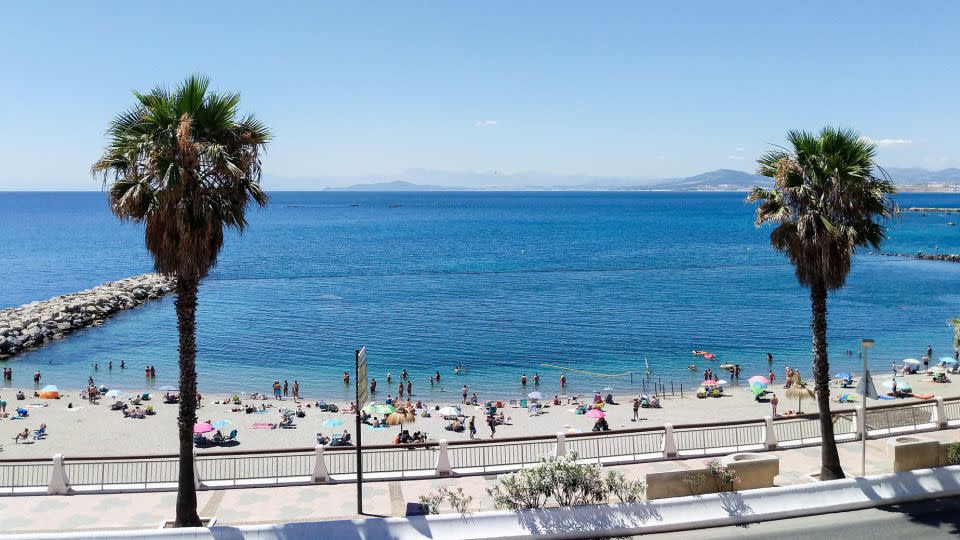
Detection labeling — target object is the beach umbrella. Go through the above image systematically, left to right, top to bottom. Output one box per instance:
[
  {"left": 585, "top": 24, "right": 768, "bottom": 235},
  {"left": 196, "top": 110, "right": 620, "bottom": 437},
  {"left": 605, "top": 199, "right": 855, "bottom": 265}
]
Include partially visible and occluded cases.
[
  {"left": 940, "top": 357, "right": 958, "bottom": 365},
  {"left": 903, "top": 358, "right": 921, "bottom": 366},
  {"left": 834, "top": 373, "right": 852, "bottom": 380},
  {"left": 748, "top": 375, "right": 769, "bottom": 385},
  {"left": 881, "top": 378, "right": 912, "bottom": 391},
  {"left": 714, "top": 380, "right": 729, "bottom": 386},
  {"left": 749, "top": 381, "right": 767, "bottom": 397},
  {"left": 41, "top": 384, "right": 59, "bottom": 392},
  {"left": 158, "top": 385, "right": 178, "bottom": 392},
  {"left": 785, "top": 385, "right": 815, "bottom": 413},
  {"left": 602, "top": 386, "right": 614, "bottom": 392},
  {"left": 105, "top": 389, "right": 125, "bottom": 399},
  {"left": 527, "top": 391, "right": 544, "bottom": 400},
  {"left": 363, "top": 403, "right": 395, "bottom": 415},
  {"left": 438, "top": 406, "right": 460, "bottom": 417},
  {"left": 386, "top": 408, "right": 416, "bottom": 433},
  {"left": 585, "top": 408, "right": 606, "bottom": 419},
  {"left": 322, "top": 418, "right": 344, "bottom": 428},
  {"left": 211, "top": 419, "right": 232, "bottom": 429},
  {"left": 193, "top": 422, "right": 214, "bottom": 434}
]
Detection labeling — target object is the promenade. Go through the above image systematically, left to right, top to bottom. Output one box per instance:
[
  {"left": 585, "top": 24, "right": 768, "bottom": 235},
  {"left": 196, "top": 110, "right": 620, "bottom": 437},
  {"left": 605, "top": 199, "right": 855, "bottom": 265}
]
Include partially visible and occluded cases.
[{"left": 1, "top": 427, "right": 958, "bottom": 536}]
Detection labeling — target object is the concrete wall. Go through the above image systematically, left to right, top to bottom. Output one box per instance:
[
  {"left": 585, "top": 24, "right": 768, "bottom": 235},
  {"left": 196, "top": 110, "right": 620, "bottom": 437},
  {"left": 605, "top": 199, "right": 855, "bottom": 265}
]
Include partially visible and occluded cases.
[{"left": 646, "top": 452, "right": 779, "bottom": 500}]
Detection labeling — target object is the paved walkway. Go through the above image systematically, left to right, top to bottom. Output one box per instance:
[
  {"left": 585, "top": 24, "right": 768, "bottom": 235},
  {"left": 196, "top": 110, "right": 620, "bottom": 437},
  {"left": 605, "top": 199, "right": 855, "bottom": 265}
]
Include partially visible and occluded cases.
[{"left": 1, "top": 429, "right": 958, "bottom": 535}]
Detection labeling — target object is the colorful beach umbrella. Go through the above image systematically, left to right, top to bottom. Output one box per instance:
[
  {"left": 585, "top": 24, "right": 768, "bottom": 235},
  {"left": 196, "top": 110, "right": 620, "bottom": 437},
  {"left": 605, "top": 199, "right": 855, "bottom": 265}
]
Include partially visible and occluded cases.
[
  {"left": 748, "top": 375, "right": 769, "bottom": 385},
  {"left": 749, "top": 381, "right": 767, "bottom": 397},
  {"left": 363, "top": 403, "right": 395, "bottom": 415},
  {"left": 585, "top": 408, "right": 606, "bottom": 419},
  {"left": 211, "top": 419, "right": 232, "bottom": 429},
  {"left": 193, "top": 422, "right": 214, "bottom": 434}
]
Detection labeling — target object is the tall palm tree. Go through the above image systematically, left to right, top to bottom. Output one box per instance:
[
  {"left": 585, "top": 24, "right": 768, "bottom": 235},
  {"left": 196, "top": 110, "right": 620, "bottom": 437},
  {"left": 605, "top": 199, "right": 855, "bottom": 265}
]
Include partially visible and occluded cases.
[
  {"left": 92, "top": 75, "right": 269, "bottom": 526},
  {"left": 747, "top": 127, "right": 896, "bottom": 480}
]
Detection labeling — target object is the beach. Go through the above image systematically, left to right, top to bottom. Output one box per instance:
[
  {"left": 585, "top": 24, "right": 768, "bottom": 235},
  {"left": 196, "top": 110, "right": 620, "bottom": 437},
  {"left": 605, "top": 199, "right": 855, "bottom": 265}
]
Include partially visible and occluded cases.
[{"left": 1, "top": 370, "right": 956, "bottom": 459}]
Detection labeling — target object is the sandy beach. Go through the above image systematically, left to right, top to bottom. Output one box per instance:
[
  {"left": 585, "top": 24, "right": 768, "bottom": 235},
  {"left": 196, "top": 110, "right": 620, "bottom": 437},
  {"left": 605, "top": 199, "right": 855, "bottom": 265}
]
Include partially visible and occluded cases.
[{"left": 0, "top": 370, "right": 956, "bottom": 459}]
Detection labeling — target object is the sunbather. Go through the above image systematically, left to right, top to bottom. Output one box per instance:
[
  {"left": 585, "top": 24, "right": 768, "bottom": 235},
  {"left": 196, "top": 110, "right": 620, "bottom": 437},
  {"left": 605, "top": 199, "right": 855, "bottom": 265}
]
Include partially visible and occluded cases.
[{"left": 15, "top": 428, "right": 30, "bottom": 443}]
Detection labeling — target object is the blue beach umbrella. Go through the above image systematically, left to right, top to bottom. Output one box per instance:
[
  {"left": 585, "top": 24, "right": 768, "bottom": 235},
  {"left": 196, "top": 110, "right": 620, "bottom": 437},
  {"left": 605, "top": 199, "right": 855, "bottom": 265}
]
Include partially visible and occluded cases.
[
  {"left": 939, "top": 357, "right": 957, "bottom": 364},
  {"left": 834, "top": 373, "right": 852, "bottom": 380},
  {"left": 749, "top": 381, "right": 767, "bottom": 397},
  {"left": 322, "top": 418, "right": 344, "bottom": 428},
  {"left": 211, "top": 419, "right": 232, "bottom": 429}
]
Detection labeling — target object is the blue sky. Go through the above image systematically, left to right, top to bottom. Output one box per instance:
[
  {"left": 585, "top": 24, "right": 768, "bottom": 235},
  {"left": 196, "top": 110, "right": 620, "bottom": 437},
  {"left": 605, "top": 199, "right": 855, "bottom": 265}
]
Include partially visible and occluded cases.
[{"left": 1, "top": 1, "right": 957, "bottom": 189}]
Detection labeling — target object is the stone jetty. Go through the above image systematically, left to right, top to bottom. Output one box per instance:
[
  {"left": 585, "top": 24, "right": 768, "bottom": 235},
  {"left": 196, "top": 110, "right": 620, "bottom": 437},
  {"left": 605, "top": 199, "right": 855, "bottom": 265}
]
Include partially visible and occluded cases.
[
  {"left": 877, "top": 252, "right": 960, "bottom": 263},
  {"left": 0, "top": 274, "right": 175, "bottom": 360}
]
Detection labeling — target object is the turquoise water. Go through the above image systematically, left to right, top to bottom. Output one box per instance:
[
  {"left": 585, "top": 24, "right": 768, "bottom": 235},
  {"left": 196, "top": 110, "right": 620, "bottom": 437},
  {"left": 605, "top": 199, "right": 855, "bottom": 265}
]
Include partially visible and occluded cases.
[{"left": 1, "top": 191, "right": 959, "bottom": 400}]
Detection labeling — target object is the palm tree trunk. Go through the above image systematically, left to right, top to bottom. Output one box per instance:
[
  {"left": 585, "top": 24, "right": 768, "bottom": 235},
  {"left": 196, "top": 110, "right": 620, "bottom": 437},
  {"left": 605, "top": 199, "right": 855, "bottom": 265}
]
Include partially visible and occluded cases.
[
  {"left": 174, "top": 275, "right": 203, "bottom": 527},
  {"left": 811, "top": 279, "right": 844, "bottom": 480}
]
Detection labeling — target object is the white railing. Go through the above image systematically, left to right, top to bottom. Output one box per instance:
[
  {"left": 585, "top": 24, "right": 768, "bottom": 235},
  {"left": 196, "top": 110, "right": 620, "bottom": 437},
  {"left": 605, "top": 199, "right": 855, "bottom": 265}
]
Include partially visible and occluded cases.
[{"left": 1, "top": 397, "right": 954, "bottom": 495}]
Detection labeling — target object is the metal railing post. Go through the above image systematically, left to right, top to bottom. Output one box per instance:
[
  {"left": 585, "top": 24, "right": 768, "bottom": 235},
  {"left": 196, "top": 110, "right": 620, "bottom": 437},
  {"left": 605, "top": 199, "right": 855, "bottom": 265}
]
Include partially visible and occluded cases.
[
  {"left": 935, "top": 397, "right": 947, "bottom": 429},
  {"left": 763, "top": 416, "right": 777, "bottom": 450},
  {"left": 662, "top": 423, "right": 677, "bottom": 458},
  {"left": 555, "top": 433, "right": 566, "bottom": 457},
  {"left": 435, "top": 440, "right": 452, "bottom": 476},
  {"left": 312, "top": 445, "right": 329, "bottom": 483},
  {"left": 193, "top": 451, "right": 201, "bottom": 489},
  {"left": 47, "top": 454, "right": 69, "bottom": 495}
]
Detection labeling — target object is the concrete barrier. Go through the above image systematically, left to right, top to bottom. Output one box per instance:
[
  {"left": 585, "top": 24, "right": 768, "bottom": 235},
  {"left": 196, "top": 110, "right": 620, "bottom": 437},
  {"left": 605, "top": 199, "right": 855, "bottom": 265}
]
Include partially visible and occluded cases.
[
  {"left": 887, "top": 435, "right": 941, "bottom": 472},
  {"left": 721, "top": 452, "right": 779, "bottom": 490},
  {"left": 646, "top": 453, "right": 780, "bottom": 500},
  {"left": 4, "top": 466, "right": 960, "bottom": 540}
]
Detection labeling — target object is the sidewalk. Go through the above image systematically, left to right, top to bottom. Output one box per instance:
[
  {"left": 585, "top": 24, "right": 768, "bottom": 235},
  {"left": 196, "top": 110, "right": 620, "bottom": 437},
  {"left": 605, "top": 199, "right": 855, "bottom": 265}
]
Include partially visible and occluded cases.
[{"left": 1, "top": 428, "right": 958, "bottom": 535}]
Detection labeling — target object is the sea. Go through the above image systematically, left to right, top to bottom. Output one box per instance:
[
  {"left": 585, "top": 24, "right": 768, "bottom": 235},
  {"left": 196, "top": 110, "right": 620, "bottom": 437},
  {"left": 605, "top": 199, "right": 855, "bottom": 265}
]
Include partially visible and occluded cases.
[{"left": 2, "top": 191, "right": 960, "bottom": 401}]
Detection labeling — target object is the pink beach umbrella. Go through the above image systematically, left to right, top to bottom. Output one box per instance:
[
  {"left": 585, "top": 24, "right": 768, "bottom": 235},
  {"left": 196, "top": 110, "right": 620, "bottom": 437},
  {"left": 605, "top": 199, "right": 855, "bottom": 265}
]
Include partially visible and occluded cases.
[
  {"left": 748, "top": 375, "right": 769, "bottom": 385},
  {"left": 585, "top": 409, "right": 606, "bottom": 419},
  {"left": 193, "top": 422, "right": 214, "bottom": 434}
]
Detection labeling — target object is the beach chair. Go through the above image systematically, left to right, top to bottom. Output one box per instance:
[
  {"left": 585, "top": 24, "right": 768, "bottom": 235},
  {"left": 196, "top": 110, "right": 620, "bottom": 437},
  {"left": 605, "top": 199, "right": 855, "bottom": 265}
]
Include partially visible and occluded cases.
[
  {"left": 509, "top": 399, "right": 517, "bottom": 407},
  {"left": 519, "top": 399, "right": 527, "bottom": 408},
  {"left": 32, "top": 426, "right": 46, "bottom": 440},
  {"left": 223, "top": 429, "right": 238, "bottom": 443}
]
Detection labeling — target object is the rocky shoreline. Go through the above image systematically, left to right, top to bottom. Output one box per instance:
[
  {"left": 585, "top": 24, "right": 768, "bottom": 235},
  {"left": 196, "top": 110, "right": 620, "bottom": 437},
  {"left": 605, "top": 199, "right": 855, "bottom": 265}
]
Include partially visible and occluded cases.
[
  {"left": 904, "top": 207, "right": 960, "bottom": 213},
  {"left": 877, "top": 252, "right": 960, "bottom": 263},
  {"left": 0, "top": 274, "right": 175, "bottom": 360}
]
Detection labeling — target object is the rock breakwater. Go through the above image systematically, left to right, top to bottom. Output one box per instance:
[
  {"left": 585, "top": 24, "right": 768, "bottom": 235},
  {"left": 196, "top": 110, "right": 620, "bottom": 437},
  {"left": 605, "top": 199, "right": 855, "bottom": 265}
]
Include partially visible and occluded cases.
[
  {"left": 877, "top": 252, "right": 960, "bottom": 263},
  {"left": 0, "top": 274, "right": 175, "bottom": 360}
]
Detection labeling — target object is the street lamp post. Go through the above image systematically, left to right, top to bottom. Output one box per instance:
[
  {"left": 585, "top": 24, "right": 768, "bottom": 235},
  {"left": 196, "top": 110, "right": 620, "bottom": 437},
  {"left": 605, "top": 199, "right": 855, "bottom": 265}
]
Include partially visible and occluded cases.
[{"left": 860, "top": 338, "right": 875, "bottom": 477}]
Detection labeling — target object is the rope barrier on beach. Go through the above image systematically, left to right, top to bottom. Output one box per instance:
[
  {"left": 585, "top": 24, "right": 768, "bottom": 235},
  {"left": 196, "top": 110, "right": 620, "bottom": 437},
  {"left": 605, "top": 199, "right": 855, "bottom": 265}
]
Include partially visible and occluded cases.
[{"left": 539, "top": 363, "right": 633, "bottom": 379}]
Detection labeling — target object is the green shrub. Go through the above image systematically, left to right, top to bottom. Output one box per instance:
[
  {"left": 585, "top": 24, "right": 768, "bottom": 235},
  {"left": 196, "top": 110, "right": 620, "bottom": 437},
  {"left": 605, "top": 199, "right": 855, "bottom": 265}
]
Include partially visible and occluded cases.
[
  {"left": 946, "top": 442, "right": 960, "bottom": 465},
  {"left": 487, "top": 453, "right": 646, "bottom": 510}
]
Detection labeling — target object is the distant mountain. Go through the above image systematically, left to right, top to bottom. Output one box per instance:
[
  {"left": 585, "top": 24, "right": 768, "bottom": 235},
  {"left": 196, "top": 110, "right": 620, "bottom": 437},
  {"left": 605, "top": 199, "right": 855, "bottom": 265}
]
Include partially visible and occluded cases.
[
  {"left": 885, "top": 168, "right": 960, "bottom": 184},
  {"left": 634, "top": 169, "right": 771, "bottom": 192},
  {"left": 323, "top": 180, "right": 469, "bottom": 192}
]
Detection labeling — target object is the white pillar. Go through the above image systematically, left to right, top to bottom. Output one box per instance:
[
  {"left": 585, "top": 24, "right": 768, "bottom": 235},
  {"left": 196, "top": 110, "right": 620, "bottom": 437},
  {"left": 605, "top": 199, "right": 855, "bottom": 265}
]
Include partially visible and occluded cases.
[
  {"left": 935, "top": 397, "right": 948, "bottom": 429},
  {"left": 854, "top": 408, "right": 864, "bottom": 441},
  {"left": 763, "top": 416, "right": 777, "bottom": 450},
  {"left": 662, "top": 423, "right": 678, "bottom": 458},
  {"left": 555, "top": 432, "right": 567, "bottom": 457},
  {"left": 436, "top": 439, "right": 452, "bottom": 476},
  {"left": 312, "top": 445, "right": 329, "bottom": 483},
  {"left": 193, "top": 450, "right": 201, "bottom": 489},
  {"left": 47, "top": 453, "right": 69, "bottom": 495}
]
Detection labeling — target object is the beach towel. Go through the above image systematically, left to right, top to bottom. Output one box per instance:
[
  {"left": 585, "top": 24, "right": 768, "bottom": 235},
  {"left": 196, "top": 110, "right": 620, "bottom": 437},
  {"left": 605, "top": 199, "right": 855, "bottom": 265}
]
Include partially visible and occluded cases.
[
  {"left": 913, "top": 393, "right": 935, "bottom": 400},
  {"left": 251, "top": 422, "right": 276, "bottom": 429},
  {"left": 367, "top": 425, "right": 390, "bottom": 430}
]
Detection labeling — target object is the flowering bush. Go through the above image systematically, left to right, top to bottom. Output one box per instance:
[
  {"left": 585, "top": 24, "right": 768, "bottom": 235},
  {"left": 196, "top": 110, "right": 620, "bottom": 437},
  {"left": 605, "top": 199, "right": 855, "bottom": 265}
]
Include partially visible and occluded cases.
[
  {"left": 487, "top": 453, "right": 646, "bottom": 510},
  {"left": 706, "top": 459, "right": 742, "bottom": 492}
]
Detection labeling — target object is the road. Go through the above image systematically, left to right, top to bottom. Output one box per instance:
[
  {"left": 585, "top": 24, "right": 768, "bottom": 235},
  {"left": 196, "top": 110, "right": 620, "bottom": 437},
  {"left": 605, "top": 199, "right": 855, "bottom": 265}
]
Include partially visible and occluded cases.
[{"left": 631, "top": 496, "right": 960, "bottom": 539}]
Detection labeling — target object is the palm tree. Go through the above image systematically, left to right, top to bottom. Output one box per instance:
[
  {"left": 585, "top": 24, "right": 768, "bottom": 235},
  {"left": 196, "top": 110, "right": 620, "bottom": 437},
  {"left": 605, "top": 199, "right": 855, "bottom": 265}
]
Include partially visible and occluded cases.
[
  {"left": 92, "top": 75, "right": 269, "bottom": 526},
  {"left": 747, "top": 127, "right": 896, "bottom": 480},
  {"left": 948, "top": 319, "right": 960, "bottom": 349}
]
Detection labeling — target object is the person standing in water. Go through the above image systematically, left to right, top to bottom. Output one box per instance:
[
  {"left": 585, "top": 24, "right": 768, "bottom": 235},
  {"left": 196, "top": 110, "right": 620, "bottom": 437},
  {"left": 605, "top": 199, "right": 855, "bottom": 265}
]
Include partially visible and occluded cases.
[
  {"left": 767, "top": 352, "right": 773, "bottom": 364},
  {"left": 559, "top": 372, "right": 567, "bottom": 389},
  {"left": 520, "top": 373, "right": 527, "bottom": 385},
  {"left": 533, "top": 373, "right": 540, "bottom": 385},
  {"left": 370, "top": 378, "right": 377, "bottom": 394},
  {"left": 406, "top": 380, "right": 412, "bottom": 397},
  {"left": 293, "top": 381, "right": 300, "bottom": 400},
  {"left": 462, "top": 385, "right": 468, "bottom": 403}
]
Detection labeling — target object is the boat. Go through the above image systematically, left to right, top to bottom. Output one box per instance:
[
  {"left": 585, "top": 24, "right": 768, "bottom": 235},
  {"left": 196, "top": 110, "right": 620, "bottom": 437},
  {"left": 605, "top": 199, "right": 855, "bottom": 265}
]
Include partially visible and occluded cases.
[{"left": 691, "top": 350, "right": 710, "bottom": 356}]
